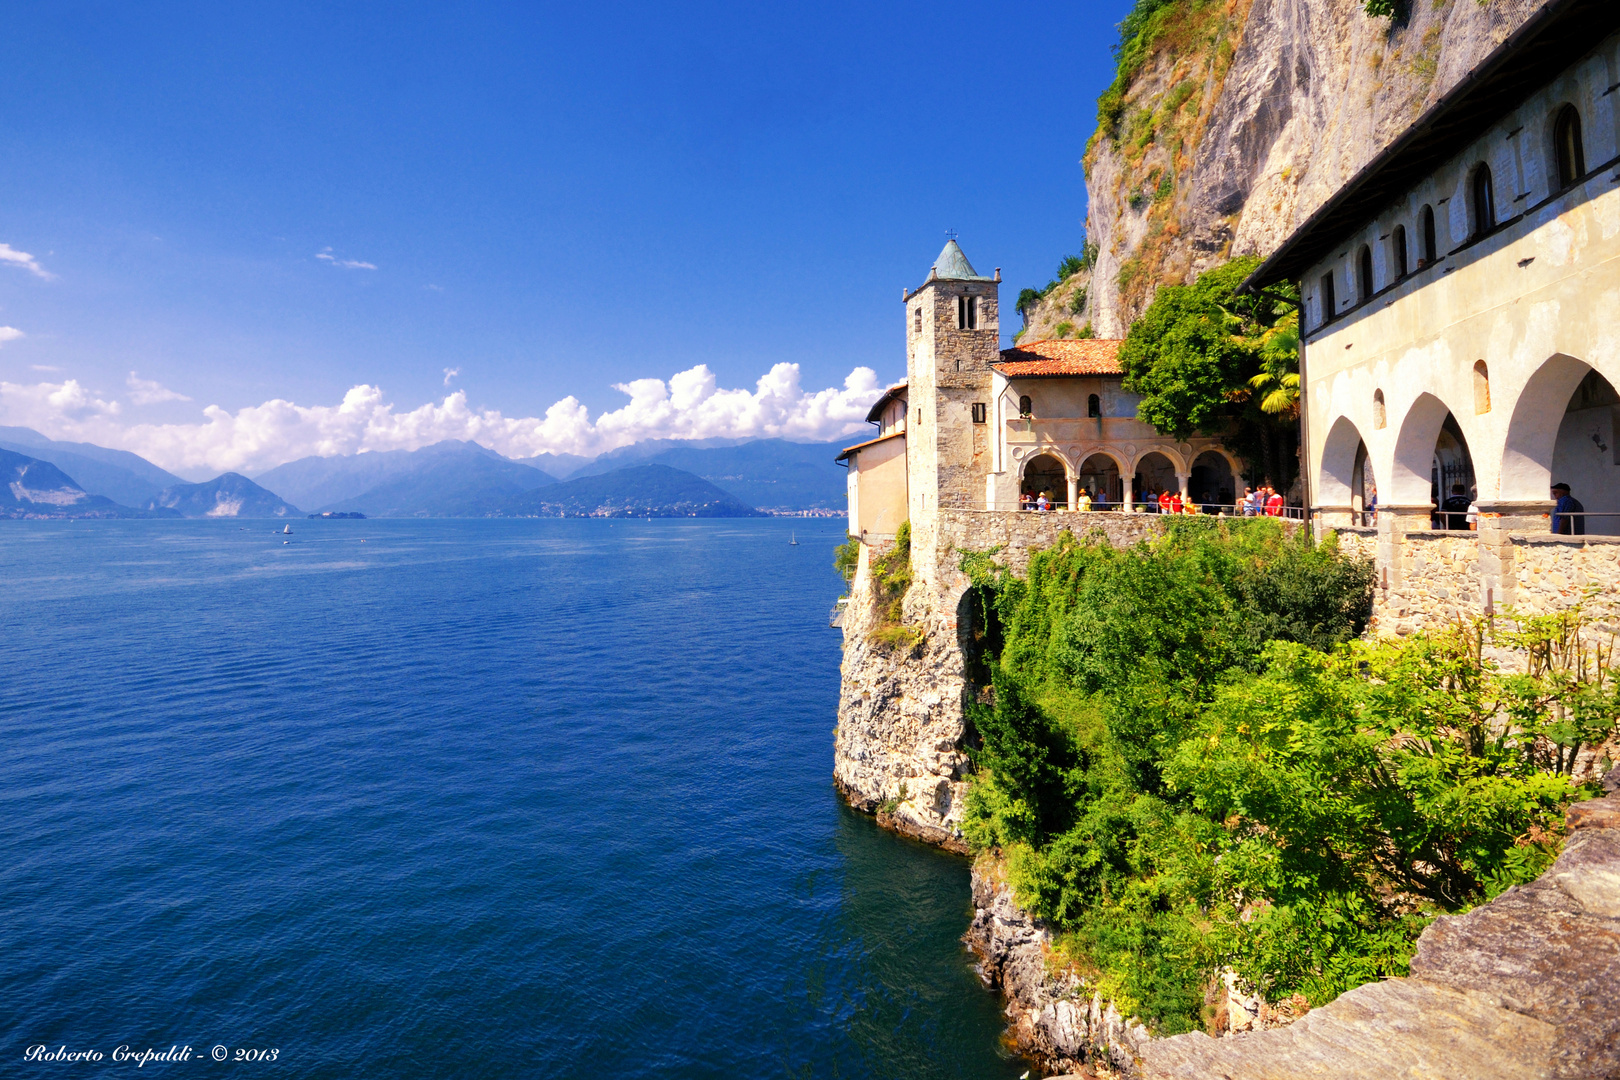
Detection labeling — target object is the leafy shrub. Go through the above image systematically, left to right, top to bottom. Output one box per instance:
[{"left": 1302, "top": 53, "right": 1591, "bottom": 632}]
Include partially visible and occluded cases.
[
  {"left": 867, "top": 520, "right": 913, "bottom": 636},
  {"left": 960, "top": 523, "right": 1614, "bottom": 1031},
  {"left": 834, "top": 536, "right": 859, "bottom": 585}
]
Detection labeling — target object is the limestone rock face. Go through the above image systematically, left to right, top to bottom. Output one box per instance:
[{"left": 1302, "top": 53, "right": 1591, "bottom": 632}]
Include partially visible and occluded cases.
[
  {"left": 1024, "top": 0, "right": 1544, "bottom": 340},
  {"left": 832, "top": 551, "right": 973, "bottom": 851},
  {"left": 964, "top": 863, "right": 1154, "bottom": 1076}
]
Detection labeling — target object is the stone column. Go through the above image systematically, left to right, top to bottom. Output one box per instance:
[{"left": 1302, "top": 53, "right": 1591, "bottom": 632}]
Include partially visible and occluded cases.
[
  {"left": 1177, "top": 473, "right": 1191, "bottom": 500},
  {"left": 1066, "top": 474, "right": 1078, "bottom": 512},
  {"left": 1122, "top": 475, "right": 1135, "bottom": 513},
  {"left": 1475, "top": 500, "right": 1555, "bottom": 612},
  {"left": 1373, "top": 505, "right": 1434, "bottom": 635}
]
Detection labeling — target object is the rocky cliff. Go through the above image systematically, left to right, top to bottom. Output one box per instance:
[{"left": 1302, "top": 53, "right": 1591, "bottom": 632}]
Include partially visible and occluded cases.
[
  {"left": 1022, "top": 0, "right": 1543, "bottom": 341},
  {"left": 833, "top": 539, "right": 975, "bottom": 851}
]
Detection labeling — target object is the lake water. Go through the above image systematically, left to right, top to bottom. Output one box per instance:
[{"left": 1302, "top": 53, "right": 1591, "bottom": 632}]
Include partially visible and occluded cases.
[{"left": 0, "top": 518, "right": 1027, "bottom": 1078}]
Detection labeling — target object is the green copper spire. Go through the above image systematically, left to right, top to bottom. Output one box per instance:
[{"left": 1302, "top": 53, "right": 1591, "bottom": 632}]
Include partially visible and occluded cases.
[{"left": 928, "top": 239, "right": 993, "bottom": 282}]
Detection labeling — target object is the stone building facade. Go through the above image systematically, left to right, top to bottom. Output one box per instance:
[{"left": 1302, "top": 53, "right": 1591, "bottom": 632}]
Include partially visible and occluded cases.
[{"left": 1247, "top": 0, "right": 1620, "bottom": 634}]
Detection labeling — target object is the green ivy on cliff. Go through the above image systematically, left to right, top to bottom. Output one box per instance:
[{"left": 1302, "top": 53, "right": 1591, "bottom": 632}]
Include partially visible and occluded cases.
[{"left": 960, "top": 521, "right": 1615, "bottom": 1032}]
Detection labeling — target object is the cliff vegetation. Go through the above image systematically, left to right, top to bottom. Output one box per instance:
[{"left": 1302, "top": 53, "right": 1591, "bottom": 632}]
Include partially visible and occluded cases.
[{"left": 960, "top": 520, "right": 1617, "bottom": 1033}]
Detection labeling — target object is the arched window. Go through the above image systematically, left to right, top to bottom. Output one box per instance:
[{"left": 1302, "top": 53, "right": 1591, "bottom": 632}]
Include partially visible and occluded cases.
[
  {"left": 1555, "top": 105, "right": 1586, "bottom": 189},
  {"left": 1471, "top": 163, "right": 1495, "bottom": 238},
  {"left": 1421, "top": 205, "right": 1437, "bottom": 265},
  {"left": 1393, "top": 225, "right": 1408, "bottom": 279},
  {"left": 1357, "top": 245, "right": 1374, "bottom": 303},
  {"left": 1320, "top": 271, "right": 1336, "bottom": 325},
  {"left": 912, "top": 307, "right": 922, "bottom": 334},
  {"left": 1473, "top": 360, "right": 1491, "bottom": 414},
  {"left": 1373, "top": 389, "right": 1387, "bottom": 430},
  {"left": 1087, "top": 394, "right": 1101, "bottom": 418},
  {"left": 1018, "top": 395, "right": 1033, "bottom": 418}
]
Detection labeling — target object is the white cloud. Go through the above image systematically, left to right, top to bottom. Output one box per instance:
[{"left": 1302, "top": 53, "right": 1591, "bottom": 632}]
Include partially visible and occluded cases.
[
  {"left": 0, "top": 244, "right": 53, "bottom": 280},
  {"left": 316, "top": 248, "right": 377, "bottom": 270},
  {"left": 0, "top": 327, "right": 24, "bottom": 346},
  {"left": 0, "top": 363, "right": 882, "bottom": 475},
  {"left": 30, "top": 364, "right": 60, "bottom": 373},
  {"left": 442, "top": 366, "right": 461, "bottom": 387},
  {"left": 126, "top": 371, "right": 193, "bottom": 405},
  {"left": 0, "top": 378, "right": 122, "bottom": 430}
]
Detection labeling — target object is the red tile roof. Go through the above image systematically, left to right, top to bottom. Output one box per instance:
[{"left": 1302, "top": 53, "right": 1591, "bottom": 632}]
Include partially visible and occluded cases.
[{"left": 993, "top": 338, "right": 1124, "bottom": 377}]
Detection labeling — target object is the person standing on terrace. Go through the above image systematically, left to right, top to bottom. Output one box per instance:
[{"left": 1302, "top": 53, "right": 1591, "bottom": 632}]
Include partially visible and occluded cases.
[{"left": 1551, "top": 483, "right": 1586, "bottom": 536}]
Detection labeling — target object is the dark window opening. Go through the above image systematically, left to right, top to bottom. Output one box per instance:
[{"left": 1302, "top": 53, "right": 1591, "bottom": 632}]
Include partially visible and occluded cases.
[
  {"left": 1555, "top": 105, "right": 1586, "bottom": 189},
  {"left": 1471, "top": 163, "right": 1495, "bottom": 238},
  {"left": 1421, "top": 205, "right": 1437, "bottom": 265},
  {"left": 1393, "top": 225, "right": 1408, "bottom": 279},
  {"left": 1357, "top": 245, "right": 1374, "bottom": 303},
  {"left": 1320, "top": 271, "right": 1336, "bottom": 325},
  {"left": 956, "top": 295, "right": 978, "bottom": 330},
  {"left": 913, "top": 307, "right": 922, "bottom": 334},
  {"left": 1087, "top": 394, "right": 1101, "bottom": 418},
  {"left": 1018, "top": 395, "right": 1032, "bottom": 418},
  {"left": 971, "top": 402, "right": 987, "bottom": 424}
]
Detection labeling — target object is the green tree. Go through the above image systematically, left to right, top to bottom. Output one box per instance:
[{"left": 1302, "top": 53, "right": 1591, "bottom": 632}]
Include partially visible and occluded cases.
[{"left": 1118, "top": 257, "right": 1300, "bottom": 485}]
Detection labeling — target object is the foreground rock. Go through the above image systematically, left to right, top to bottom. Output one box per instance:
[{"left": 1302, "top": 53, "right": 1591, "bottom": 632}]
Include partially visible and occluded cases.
[{"left": 969, "top": 786, "right": 1620, "bottom": 1078}]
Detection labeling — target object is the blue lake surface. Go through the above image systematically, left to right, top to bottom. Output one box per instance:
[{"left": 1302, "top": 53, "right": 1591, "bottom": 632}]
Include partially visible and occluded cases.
[{"left": 0, "top": 518, "right": 1027, "bottom": 1078}]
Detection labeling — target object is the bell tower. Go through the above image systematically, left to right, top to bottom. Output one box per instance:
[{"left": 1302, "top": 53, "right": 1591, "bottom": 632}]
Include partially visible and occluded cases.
[{"left": 903, "top": 239, "right": 999, "bottom": 587}]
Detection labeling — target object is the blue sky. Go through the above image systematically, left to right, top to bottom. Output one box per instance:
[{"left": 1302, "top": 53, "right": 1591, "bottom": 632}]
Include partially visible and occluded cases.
[{"left": 0, "top": 0, "right": 1131, "bottom": 473}]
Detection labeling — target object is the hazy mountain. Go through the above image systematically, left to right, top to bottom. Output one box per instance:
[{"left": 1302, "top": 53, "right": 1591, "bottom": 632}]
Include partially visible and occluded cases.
[
  {"left": 0, "top": 426, "right": 184, "bottom": 506},
  {"left": 567, "top": 438, "right": 848, "bottom": 509},
  {"left": 255, "top": 440, "right": 554, "bottom": 514},
  {"left": 307, "top": 444, "right": 556, "bottom": 517},
  {"left": 0, "top": 447, "right": 173, "bottom": 518},
  {"left": 518, "top": 450, "right": 593, "bottom": 479},
  {"left": 482, "top": 464, "right": 762, "bottom": 518},
  {"left": 146, "top": 474, "right": 301, "bottom": 518}
]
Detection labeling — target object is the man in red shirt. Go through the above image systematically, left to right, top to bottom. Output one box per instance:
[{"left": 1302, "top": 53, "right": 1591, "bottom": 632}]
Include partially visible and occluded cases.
[
  {"left": 1265, "top": 487, "right": 1285, "bottom": 517},
  {"left": 1158, "top": 490, "right": 1171, "bottom": 514},
  {"left": 1169, "top": 491, "right": 1183, "bottom": 514}
]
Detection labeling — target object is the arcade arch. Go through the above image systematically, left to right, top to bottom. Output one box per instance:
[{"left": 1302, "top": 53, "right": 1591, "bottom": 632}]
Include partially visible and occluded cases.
[
  {"left": 1189, "top": 450, "right": 1235, "bottom": 508},
  {"left": 1133, "top": 451, "right": 1181, "bottom": 502},
  {"left": 1020, "top": 453, "right": 1068, "bottom": 508},
  {"left": 1077, "top": 453, "right": 1124, "bottom": 504}
]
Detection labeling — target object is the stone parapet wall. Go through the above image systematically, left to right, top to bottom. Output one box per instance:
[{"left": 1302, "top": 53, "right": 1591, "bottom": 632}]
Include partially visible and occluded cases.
[
  {"left": 1342, "top": 514, "right": 1620, "bottom": 638},
  {"left": 1511, "top": 536, "right": 1620, "bottom": 630}
]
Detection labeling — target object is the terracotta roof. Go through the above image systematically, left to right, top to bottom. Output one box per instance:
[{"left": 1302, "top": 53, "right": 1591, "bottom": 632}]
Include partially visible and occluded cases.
[
  {"left": 993, "top": 338, "right": 1124, "bottom": 377},
  {"left": 864, "top": 380, "right": 907, "bottom": 424},
  {"left": 836, "top": 429, "right": 905, "bottom": 463}
]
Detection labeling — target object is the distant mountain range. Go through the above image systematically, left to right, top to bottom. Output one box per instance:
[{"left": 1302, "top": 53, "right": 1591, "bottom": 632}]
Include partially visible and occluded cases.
[
  {"left": 0, "top": 426, "right": 185, "bottom": 507},
  {"left": 0, "top": 428, "right": 855, "bottom": 519},
  {"left": 564, "top": 438, "right": 848, "bottom": 510},
  {"left": 256, "top": 440, "right": 554, "bottom": 512},
  {"left": 1, "top": 447, "right": 176, "bottom": 518},
  {"left": 485, "top": 464, "right": 760, "bottom": 517},
  {"left": 146, "top": 474, "right": 301, "bottom": 518}
]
